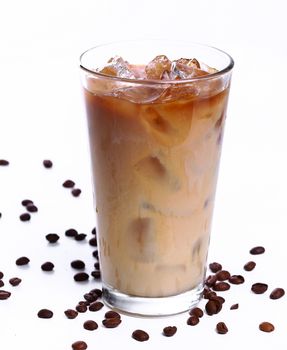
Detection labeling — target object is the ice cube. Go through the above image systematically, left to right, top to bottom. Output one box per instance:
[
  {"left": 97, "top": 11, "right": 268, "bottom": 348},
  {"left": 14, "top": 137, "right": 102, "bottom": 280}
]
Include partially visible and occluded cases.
[
  {"left": 145, "top": 55, "right": 172, "bottom": 79},
  {"left": 98, "top": 56, "right": 136, "bottom": 79},
  {"left": 170, "top": 58, "right": 208, "bottom": 80},
  {"left": 114, "top": 85, "right": 165, "bottom": 104},
  {"left": 135, "top": 156, "right": 167, "bottom": 180}
]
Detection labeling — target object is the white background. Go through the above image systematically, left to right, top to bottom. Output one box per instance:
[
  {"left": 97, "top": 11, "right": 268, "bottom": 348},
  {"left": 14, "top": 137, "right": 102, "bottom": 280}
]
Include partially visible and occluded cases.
[{"left": 0, "top": 0, "right": 287, "bottom": 349}]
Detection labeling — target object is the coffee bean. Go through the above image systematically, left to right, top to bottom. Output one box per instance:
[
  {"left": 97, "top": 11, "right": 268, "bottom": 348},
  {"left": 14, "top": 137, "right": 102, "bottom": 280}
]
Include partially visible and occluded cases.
[
  {"left": 0, "top": 159, "right": 9, "bottom": 166},
  {"left": 43, "top": 160, "right": 53, "bottom": 168},
  {"left": 63, "top": 180, "right": 75, "bottom": 188},
  {"left": 72, "top": 189, "right": 81, "bottom": 197},
  {"left": 21, "top": 199, "right": 33, "bottom": 207},
  {"left": 26, "top": 204, "right": 38, "bottom": 213},
  {"left": 19, "top": 213, "right": 31, "bottom": 222},
  {"left": 91, "top": 227, "right": 97, "bottom": 235},
  {"left": 65, "top": 228, "right": 78, "bottom": 237},
  {"left": 45, "top": 233, "right": 60, "bottom": 243},
  {"left": 75, "top": 234, "right": 87, "bottom": 241},
  {"left": 89, "top": 238, "right": 97, "bottom": 247},
  {"left": 250, "top": 246, "right": 265, "bottom": 255},
  {"left": 92, "top": 250, "right": 99, "bottom": 259},
  {"left": 16, "top": 256, "right": 30, "bottom": 266},
  {"left": 71, "top": 260, "right": 85, "bottom": 270},
  {"left": 244, "top": 261, "right": 256, "bottom": 271},
  {"left": 41, "top": 262, "right": 54, "bottom": 271},
  {"left": 94, "top": 262, "right": 100, "bottom": 270},
  {"left": 209, "top": 262, "right": 222, "bottom": 273},
  {"left": 91, "top": 270, "right": 101, "bottom": 279},
  {"left": 216, "top": 270, "right": 231, "bottom": 281},
  {"left": 0, "top": 272, "right": 4, "bottom": 279},
  {"left": 74, "top": 272, "right": 89, "bottom": 282},
  {"left": 205, "top": 275, "right": 217, "bottom": 287},
  {"left": 228, "top": 275, "right": 245, "bottom": 284},
  {"left": 9, "top": 277, "right": 22, "bottom": 286},
  {"left": 0, "top": 280, "right": 4, "bottom": 288},
  {"left": 213, "top": 282, "right": 230, "bottom": 291},
  {"left": 251, "top": 283, "right": 268, "bottom": 294},
  {"left": 89, "top": 288, "right": 102, "bottom": 298},
  {"left": 203, "top": 288, "right": 217, "bottom": 300},
  {"left": 269, "top": 288, "right": 285, "bottom": 300},
  {"left": 0, "top": 290, "right": 11, "bottom": 300},
  {"left": 83, "top": 293, "right": 97, "bottom": 303},
  {"left": 210, "top": 295, "right": 225, "bottom": 304},
  {"left": 205, "top": 299, "right": 222, "bottom": 315},
  {"left": 78, "top": 301, "right": 90, "bottom": 306},
  {"left": 89, "top": 301, "right": 104, "bottom": 311},
  {"left": 230, "top": 303, "right": 239, "bottom": 310},
  {"left": 76, "top": 304, "right": 87, "bottom": 313},
  {"left": 189, "top": 307, "right": 204, "bottom": 318},
  {"left": 37, "top": 309, "right": 53, "bottom": 319},
  {"left": 64, "top": 309, "right": 78, "bottom": 319},
  {"left": 105, "top": 311, "right": 121, "bottom": 319},
  {"left": 187, "top": 315, "right": 199, "bottom": 326},
  {"left": 102, "top": 317, "right": 122, "bottom": 328},
  {"left": 83, "top": 320, "right": 98, "bottom": 331},
  {"left": 216, "top": 322, "right": 228, "bottom": 334},
  {"left": 259, "top": 322, "right": 274, "bottom": 332},
  {"left": 163, "top": 326, "right": 177, "bottom": 337},
  {"left": 132, "top": 329, "right": 149, "bottom": 342},
  {"left": 71, "top": 341, "right": 88, "bottom": 350}
]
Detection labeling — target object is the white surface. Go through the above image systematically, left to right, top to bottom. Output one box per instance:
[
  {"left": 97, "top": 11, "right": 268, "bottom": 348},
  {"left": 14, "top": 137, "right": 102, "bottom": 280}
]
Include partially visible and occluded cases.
[{"left": 0, "top": 0, "right": 287, "bottom": 349}]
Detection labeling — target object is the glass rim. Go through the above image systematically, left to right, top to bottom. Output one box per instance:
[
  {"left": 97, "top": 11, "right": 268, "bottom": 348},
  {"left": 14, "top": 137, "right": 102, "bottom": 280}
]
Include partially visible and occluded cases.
[{"left": 79, "top": 39, "right": 234, "bottom": 85}]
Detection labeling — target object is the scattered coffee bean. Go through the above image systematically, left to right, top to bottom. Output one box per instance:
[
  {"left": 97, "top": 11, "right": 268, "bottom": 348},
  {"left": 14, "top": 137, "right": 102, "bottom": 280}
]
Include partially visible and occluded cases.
[
  {"left": 0, "top": 159, "right": 9, "bottom": 166},
  {"left": 43, "top": 160, "right": 53, "bottom": 168},
  {"left": 63, "top": 180, "right": 75, "bottom": 188},
  {"left": 72, "top": 189, "right": 81, "bottom": 197},
  {"left": 21, "top": 199, "right": 33, "bottom": 207},
  {"left": 26, "top": 204, "right": 38, "bottom": 213},
  {"left": 19, "top": 213, "right": 31, "bottom": 222},
  {"left": 91, "top": 227, "right": 97, "bottom": 235},
  {"left": 65, "top": 228, "right": 78, "bottom": 237},
  {"left": 45, "top": 233, "right": 60, "bottom": 243},
  {"left": 75, "top": 233, "right": 87, "bottom": 241},
  {"left": 89, "top": 238, "right": 97, "bottom": 247},
  {"left": 250, "top": 246, "right": 265, "bottom": 255},
  {"left": 92, "top": 250, "right": 99, "bottom": 259},
  {"left": 16, "top": 256, "right": 30, "bottom": 266},
  {"left": 71, "top": 260, "right": 85, "bottom": 270},
  {"left": 244, "top": 261, "right": 256, "bottom": 271},
  {"left": 41, "top": 262, "right": 54, "bottom": 271},
  {"left": 94, "top": 262, "right": 100, "bottom": 270},
  {"left": 209, "top": 262, "right": 222, "bottom": 273},
  {"left": 91, "top": 270, "right": 101, "bottom": 279},
  {"left": 216, "top": 270, "right": 231, "bottom": 281},
  {"left": 0, "top": 272, "right": 4, "bottom": 279},
  {"left": 74, "top": 272, "right": 89, "bottom": 282},
  {"left": 205, "top": 275, "right": 217, "bottom": 287},
  {"left": 228, "top": 275, "right": 245, "bottom": 284},
  {"left": 9, "top": 277, "right": 22, "bottom": 286},
  {"left": 0, "top": 280, "right": 4, "bottom": 287},
  {"left": 213, "top": 282, "right": 230, "bottom": 291},
  {"left": 251, "top": 283, "right": 268, "bottom": 294},
  {"left": 89, "top": 288, "right": 102, "bottom": 298},
  {"left": 203, "top": 288, "right": 217, "bottom": 300},
  {"left": 269, "top": 288, "right": 285, "bottom": 300},
  {"left": 0, "top": 290, "right": 11, "bottom": 300},
  {"left": 83, "top": 293, "right": 97, "bottom": 303},
  {"left": 210, "top": 295, "right": 225, "bottom": 304},
  {"left": 205, "top": 299, "right": 222, "bottom": 315},
  {"left": 78, "top": 301, "right": 89, "bottom": 306},
  {"left": 89, "top": 301, "right": 104, "bottom": 312},
  {"left": 230, "top": 303, "right": 239, "bottom": 310},
  {"left": 76, "top": 304, "right": 87, "bottom": 313},
  {"left": 189, "top": 307, "right": 204, "bottom": 318},
  {"left": 37, "top": 309, "right": 53, "bottom": 319},
  {"left": 64, "top": 309, "right": 78, "bottom": 319},
  {"left": 105, "top": 311, "right": 121, "bottom": 319},
  {"left": 187, "top": 315, "right": 199, "bottom": 326},
  {"left": 102, "top": 317, "right": 122, "bottom": 328},
  {"left": 83, "top": 320, "right": 98, "bottom": 331},
  {"left": 216, "top": 322, "right": 228, "bottom": 334},
  {"left": 259, "top": 322, "right": 274, "bottom": 332},
  {"left": 163, "top": 326, "right": 177, "bottom": 337},
  {"left": 132, "top": 329, "right": 149, "bottom": 342},
  {"left": 71, "top": 341, "right": 88, "bottom": 350}
]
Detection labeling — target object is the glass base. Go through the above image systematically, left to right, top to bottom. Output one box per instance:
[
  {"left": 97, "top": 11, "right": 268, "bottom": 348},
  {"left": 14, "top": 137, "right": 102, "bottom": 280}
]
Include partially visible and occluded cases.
[{"left": 102, "top": 282, "right": 203, "bottom": 316}]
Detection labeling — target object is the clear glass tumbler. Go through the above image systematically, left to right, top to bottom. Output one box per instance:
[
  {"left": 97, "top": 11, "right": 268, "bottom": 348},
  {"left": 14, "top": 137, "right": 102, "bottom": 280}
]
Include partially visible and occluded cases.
[{"left": 80, "top": 40, "right": 234, "bottom": 316}]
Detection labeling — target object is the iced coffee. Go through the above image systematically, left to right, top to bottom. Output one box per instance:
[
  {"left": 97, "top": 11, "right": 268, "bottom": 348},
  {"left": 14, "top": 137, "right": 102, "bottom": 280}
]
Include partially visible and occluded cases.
[{"left": 80, "top": 41, "right": 233, "bottom": 315}]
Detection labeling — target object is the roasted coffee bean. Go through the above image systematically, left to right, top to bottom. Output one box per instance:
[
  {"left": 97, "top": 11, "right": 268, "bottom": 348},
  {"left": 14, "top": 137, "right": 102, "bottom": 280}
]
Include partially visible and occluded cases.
[
  {"left": 0, "top": 159, "right": 9, "bottom": 166},
  {"left": 43, "top": 159, "right": 53, "bottom": 168},
  {"left": 63, "top": 180, "right": 75, "bottom": 188},
  {"left": 72, "top": 189, "right": 81, "bottom": 197},
  {"left": 21, "top": 199, "right": 33, "bottom": 207},
  {"left": 26, "top": 204, "right": 38, "bottom": 213},
  {"left": 19, "top": 213, "right": 31, "bottom": 222},
  {"left": 91, "top": 227, "right": 97, "bottom": 235},
  {"left": 65, "top": 228, "right": 78, "bottom": 237},
  {"left": 45, "top": 233, "right": 60, "bottom": 243},
  {"left": 75, "top": 233, "right": 87, "bottom": 241},
  {"left": 89, "top": 238, "right": 97, "bottom": 247},
  {"left": 250, "top": 246, "right": 265, "bottom": 255},
  {"left": 92, "top": 251, "right": 99, "bottom": 261},
  {"left": 16, "top": 256, "right": 30, "bottom": 266},
  {"left": 71, "top": 260, "right": 85, "bottom": 270},
  {"left": 244, "top": 261, "right": 256, "bottom": 271},
  {"left": 41, "top": 262, "right": 54, "bottom": 271},
  {"left": 94, "top": 262, "right": 100, "bottom": 270},
  {"left": 209, "top": 262, "right": 222, "bottom": 273},
  {"left": 91, "top": 270, "right": 101, "bottom": 279},
  {"left": 216, "top": 270, "right": 231, "bottom": 281},
  {"left": 0, "top": 272, "right": 4, "bottom": 279},
  {"left": 74, "top": 272, "right": 89, "bottom": 282},
  {"left": 205, "top": 275, "right": 217, "bottom": 287},
  {"left": 228, "top": 275, "right": 245, "bottom": 284},
  {"left": 9, "top": 277, "right": 21, "bottom": 286},
  {"left": 0, "top": 280, "right": 4, "bottom": 288},
  {"left": 213, "top": 282, "right": 230, "bottom": 291},
  {"left": 251, "top": 283, "right": 268, "bottom": 294},
  {"left": 90, "top": 288, "right": 102, "bottom": 298},
  {"left": 203, "top": 288, "right": 217, "bottom": 300},
  {"left": 269, "top": 288, "right": 285, "bottom": 300},
  {"left": 0, "top": 290, "right": 11, "bottom": 300},
  {"left": 83, "top": 293, "right": 97, "bottom": 303},
  {"left": 210, "top": 295, "right": 225, "bottom": 304},
  {"left": 205, "top": 299, "right": 222, "bottom": 315},
  {"left": 78, "top": 301, "right": 89, "bottom": 306},
  {"left": 89, "top": 301, "right": 104, "bottom": 311},
  {"left": 230, "top": 303, "right": 239, "bottom": 310},
  {"left": 76, "top": 304, "right": 87, "bottom": 313},
  {"left": 189, "top": 307, "right": 204, "bottom": 318},
  {"left": 37, "top": 309, "right": 53, "bottom": 319},
  {"left": 64, "top": 309, "right": 78, "bottom": 319},
  {"left": 105, "top": 311, "right": 121, "bottom": 319},
  {"left": 187, "top": 315, "right": 199, "bottom": 326},
  {"left": 102, "top": 317, "right": 122, "bottom": 328},
  {"left": 83, "top": 320, "right": 98, "bottom": 331},
  {"left": 216, "top": 322, "right": 228, "bottom": 334},
  {"left": 259, "top": 322, "right": 274, "bottom": 332},
  {"left": 163, "top": 326, "right": 177, "bottom": 337},
  {"left": 132, "top": 329, "right": 149, "bottom": 342},
  {"left": 71, "top": 341, "right": 87, "bottom": 350}
]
